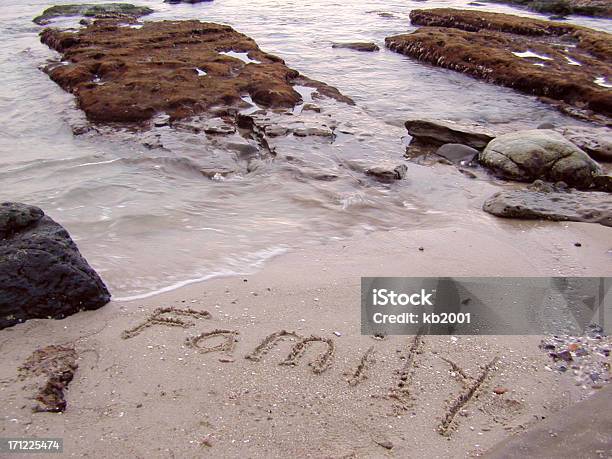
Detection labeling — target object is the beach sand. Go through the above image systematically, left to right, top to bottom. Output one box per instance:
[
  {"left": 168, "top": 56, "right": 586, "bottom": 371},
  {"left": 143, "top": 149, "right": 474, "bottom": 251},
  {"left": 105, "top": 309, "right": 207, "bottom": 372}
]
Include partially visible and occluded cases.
[{"left": 1, "top": 221, "right": 610, "bottom": 457}]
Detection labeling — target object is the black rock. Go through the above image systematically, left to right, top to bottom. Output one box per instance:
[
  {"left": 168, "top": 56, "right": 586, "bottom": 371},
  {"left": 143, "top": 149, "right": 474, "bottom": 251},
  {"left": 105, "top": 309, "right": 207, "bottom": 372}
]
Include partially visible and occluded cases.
[
  {"left": 435, "top": 143, "right": 479, "bottom": 163},
  {"left": 0, "top": 202, "right": 110, "bottom": 329}
]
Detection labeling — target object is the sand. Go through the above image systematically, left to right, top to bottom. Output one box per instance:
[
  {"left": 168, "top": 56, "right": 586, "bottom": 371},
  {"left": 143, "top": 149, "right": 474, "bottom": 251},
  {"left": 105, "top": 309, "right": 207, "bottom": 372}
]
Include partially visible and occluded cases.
[{"left": 1, "top": 221, "right": 611, "bottom": 457}]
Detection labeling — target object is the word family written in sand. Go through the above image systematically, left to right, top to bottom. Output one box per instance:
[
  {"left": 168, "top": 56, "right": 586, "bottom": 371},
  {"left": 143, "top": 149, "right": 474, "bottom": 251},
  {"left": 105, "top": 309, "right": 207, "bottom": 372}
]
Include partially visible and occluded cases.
[{"left": 119, "top": 306, "right": 505, "bottom": 436}]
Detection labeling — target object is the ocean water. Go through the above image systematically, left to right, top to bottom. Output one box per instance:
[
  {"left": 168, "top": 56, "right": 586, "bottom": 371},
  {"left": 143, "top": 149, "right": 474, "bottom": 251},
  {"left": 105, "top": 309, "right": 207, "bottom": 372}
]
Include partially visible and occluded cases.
[{"left": 0, "top": 0, "right": 609, "bottom": 298}]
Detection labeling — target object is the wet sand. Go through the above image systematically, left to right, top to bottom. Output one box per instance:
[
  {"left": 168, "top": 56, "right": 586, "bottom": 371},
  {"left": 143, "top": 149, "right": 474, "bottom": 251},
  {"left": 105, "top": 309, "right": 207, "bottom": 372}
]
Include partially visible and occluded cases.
[{"left": 1, "top": 221, "right": 610, "bottom": 457}]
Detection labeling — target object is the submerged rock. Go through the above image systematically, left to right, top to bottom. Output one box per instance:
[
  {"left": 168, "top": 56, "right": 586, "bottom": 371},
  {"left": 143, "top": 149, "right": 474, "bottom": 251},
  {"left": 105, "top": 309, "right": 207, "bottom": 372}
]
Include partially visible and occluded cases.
[
  {"left": 33, "top": 3, "right": 154, "bottom": 25},
  {"left": 386, "top": 9, "right": 612, "bottom": 123},
  {"left": 39, "top": 20, "right": 352, "bottom": 123},
  {"left": 332, "top": 42, "right": 380, "bottom": 52},
  {"left": 405, "top": 118, "right": 498, "bottom": 150},
  {"left": 479, "top": 130, "right": 602, "bottom": 188},
  {"left": 435, "top": 143, "right": 479, "bottom": 163},
  {"left": 365, "top": 164, "right": 408, "bottom": 182},
  {"left": 483, "top": 181, "right": 612, "bottom": 226},
  {"left": 0, "top": 202, "right": 110, "bottom": 329}
]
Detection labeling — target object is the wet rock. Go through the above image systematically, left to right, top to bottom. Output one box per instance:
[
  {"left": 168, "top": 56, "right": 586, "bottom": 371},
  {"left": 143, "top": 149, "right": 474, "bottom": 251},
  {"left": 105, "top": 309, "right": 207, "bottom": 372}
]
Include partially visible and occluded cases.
[
  {"left": 33, "top": 3, "right": 154, "bottom": 25},
  {"left": 386, "top": 9, "right": 612, "bottom": 123},
  {"left": 40, "top": 21, "right": 351, "bottom": 123},
  {"left": 332, "top": 42, "right": 380, "bottom": 52},
  {"left": 405, "top": 118, "right": 498, "bottom": 150},
  {"left": 537, "top": 122, "right": 556, "bottom": 129},
  {"left": 556, "top": 126, "right": 612, "bottom": 162},
  {"left": 479, "top": 130, "right": 602, "bottom": 188},
  {"left": 435, "top": 143, "right": 479, "bottom": 163},
  {"left": 365, "top": 164, "right": 408, "bottom": 182},
  {"left": 593, "top": 175, "right": 612, "bottom": 192},
  {"left": 483, "top": 181, "right": 612, "bottom": 226},
  {"left": 0, "top": 202, "right": 110, "bottom": 329},
  {"left": 18, "top": 345, "right": 78, "bottom": 412}
]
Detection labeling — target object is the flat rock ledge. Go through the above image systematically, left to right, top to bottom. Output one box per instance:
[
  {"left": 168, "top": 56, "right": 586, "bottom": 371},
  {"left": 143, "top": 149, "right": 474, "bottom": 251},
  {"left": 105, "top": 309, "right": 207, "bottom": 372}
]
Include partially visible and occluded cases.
[
  {"left": 385, "top": 9, "right": 612, "bottom": 124},
  {"left": 39, "top": 19, "right": 353, "bottom": 123},
  {"left": 483, "top": 181, "right": 612, "bottom": 226},
  {"left": 0, "top": 202, "right": 110, "bottom": 329}
]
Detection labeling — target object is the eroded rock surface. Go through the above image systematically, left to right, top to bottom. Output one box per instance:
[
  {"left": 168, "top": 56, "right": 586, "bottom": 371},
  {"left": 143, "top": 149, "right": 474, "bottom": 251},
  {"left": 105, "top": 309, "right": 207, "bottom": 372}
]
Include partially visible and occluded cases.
[
  {"left": 33, "top": 3, "right": 154, "bottom": 25},
  {"left": 386, "top": 9, "right": 612, "bottom": 123},
  {"left": 39, "top": 20, "right": 352, "bottom": 123},
  {"left": 479, "top": 129, "right": 602, "bottom": 188},
  {"left": 483, "top": 181, "right": 612, "bottom": 226},
  {"left": 0, "top": 202, "right": 110, "bottom": 329},
  {"left": 18, "top": 345, "right": 78, "bottom": 412}
]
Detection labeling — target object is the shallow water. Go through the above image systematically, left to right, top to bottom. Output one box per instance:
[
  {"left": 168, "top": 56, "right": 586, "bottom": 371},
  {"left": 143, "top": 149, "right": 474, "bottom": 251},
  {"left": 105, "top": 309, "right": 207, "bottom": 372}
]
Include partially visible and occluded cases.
[{"left": 0, "top": 0, "right": 610, "bottom": 299}]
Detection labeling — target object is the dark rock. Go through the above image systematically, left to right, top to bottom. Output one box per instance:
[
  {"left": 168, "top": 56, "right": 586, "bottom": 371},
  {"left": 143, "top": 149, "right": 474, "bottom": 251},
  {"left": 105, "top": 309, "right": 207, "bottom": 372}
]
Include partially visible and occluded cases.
[
  {"left": 33, "top": 3, "right": 154, "bottom": 25},
  {"left": 386, "top": 9, "right": 612, "bottom": 123},
  {"left": 332, "top": 42, "right": 380, "bottom": 52},
  {"left": 405, "top": 119, "right": 498, "bottom": 150},
  {"left": 537, "top": 122, "right": 556, "bottom": 129},
  {"left": 479, "top": 130, "right": 602, "bottom": 188},
  {"left": 435, "top": 143, "right": 479, "bottom": 163},
  {"left": 593, "top": 175, "right": 612, "bottom": 192},
  {"left": 483, "top": 181, "right": 612, "bottom": 226},
  {"left": 0, "top": 202, "right": 110, "bottom": 329}
]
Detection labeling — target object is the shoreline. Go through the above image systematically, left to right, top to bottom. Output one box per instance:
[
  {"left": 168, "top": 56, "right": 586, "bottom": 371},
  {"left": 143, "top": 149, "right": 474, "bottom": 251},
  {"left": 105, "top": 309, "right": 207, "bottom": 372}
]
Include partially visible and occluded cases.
[{"left": 1, "top": 221, "right": 610, "bottom": 457}]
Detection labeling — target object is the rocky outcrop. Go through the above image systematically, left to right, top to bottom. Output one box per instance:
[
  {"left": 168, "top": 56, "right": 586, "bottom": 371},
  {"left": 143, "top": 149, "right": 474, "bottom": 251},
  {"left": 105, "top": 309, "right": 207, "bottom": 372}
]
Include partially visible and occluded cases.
[
  {"left": 484, "top": 0, "right": 612, "bottom": 18},
  {"left": 33, "top": 3, "right": 154, "bottom": 25},
  {"left": 385, "top": 9, "right": 612, "bottom": 124},
  {"left": 39, "top": 20, "right": 352, "bottom": 123},
  {"left": 332, "top": 42, "right": 380, "bottom": 52},
  {"left": 479, "top": 130, "right": 602, "bottom": 188},
  {"left": 483, "top": 181, "right": 612, "bottom": 226},
  {"left": 0, "top": 203, "right": 110, "bottom": 329}
]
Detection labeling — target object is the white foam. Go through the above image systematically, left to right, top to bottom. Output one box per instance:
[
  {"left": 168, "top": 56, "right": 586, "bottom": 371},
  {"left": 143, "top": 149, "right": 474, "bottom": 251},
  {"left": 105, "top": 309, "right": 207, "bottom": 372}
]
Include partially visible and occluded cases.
[
  {"left": 219, "top": 51, "right": 261, "bottom": 64},
  {"left": 512, "top": 51, "right": 552, "bottom": 60},
  {"left": 564, "top": 56, "right": 581, "bottom": 66},
  {"left": 533, "top": 63, "right": 545, "bottom": 67},
  {"left": 195, "top": 67, "right": 207, "bottom": 76},
  {"left": 594, "top": 77, "right": 612, "bottom": 88},
  {"left": 113, "top": 246, "right": 289, "bottom": 302}
]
